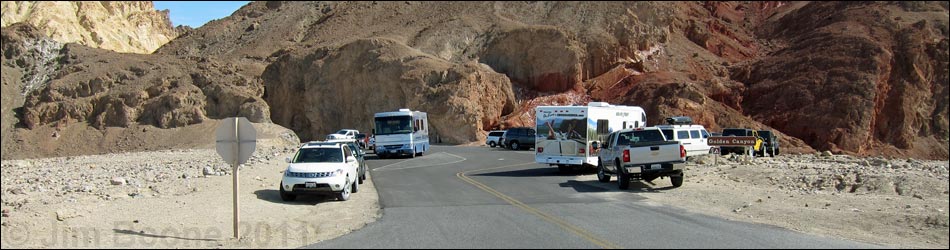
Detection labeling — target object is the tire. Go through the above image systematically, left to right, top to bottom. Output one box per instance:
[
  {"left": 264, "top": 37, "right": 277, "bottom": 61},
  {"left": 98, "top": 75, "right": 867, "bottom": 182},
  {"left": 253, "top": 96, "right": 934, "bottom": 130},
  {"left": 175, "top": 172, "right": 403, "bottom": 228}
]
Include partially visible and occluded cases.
[
  {"left": 489, "top": 141, "right": 496, "bottom": 148},
  {"left": 511, "top": 141, "right": 520, "bottom": 150},
  {"left": 597, "top": 160, "right": 610, "bottom": 183},
  {"left": 617, "top": 160, "right": 630, "bottom": 190},
  {"left": 558, "top": 164, "right": 572, "bottom": 174},
  {"left": 358, "top": 166, "right": 365, "bottom": 184},
  {"left": 671, "top": 172, "right": 684, "bottom": 188},
  {"left": 352, "top": 177, "right": 359, "bottom": 193},
  {"left": 336, "top": 180, "right": 351, "bottom": 201},
  {"left": 279, "top": 183, "right": 296, "bottom": 202}
]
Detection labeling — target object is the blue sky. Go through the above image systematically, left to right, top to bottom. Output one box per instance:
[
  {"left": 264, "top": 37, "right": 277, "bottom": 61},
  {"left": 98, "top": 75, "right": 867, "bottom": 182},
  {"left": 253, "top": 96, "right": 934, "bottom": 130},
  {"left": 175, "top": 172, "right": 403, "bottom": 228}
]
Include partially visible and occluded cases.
[{"left": 154, "top": 1, "right": 250, "bottom": 28}]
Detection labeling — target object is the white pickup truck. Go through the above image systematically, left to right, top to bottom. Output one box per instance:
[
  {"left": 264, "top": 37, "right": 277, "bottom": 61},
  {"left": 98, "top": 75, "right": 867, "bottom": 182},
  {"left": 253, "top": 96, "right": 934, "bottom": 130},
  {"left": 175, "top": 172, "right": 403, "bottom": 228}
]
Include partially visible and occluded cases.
[{"left": 594, "top": 127, "right": 687, "bottom": 189}]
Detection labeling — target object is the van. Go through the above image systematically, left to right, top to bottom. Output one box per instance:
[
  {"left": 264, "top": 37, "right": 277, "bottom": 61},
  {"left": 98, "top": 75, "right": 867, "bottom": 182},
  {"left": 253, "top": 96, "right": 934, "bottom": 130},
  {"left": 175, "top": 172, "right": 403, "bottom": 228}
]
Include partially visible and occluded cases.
[{"left": 657, "top": 124, "right": 711, "bottom": 158}]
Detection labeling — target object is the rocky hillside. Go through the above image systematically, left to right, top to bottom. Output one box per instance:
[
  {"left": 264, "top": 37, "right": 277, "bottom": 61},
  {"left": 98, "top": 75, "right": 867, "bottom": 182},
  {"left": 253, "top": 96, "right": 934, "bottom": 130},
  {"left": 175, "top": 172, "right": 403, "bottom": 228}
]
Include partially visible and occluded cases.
[
  {"left": 1, "top": 1, "right": 187, "bottom": 54},
  {"left": 2, "top": 1, "right": 947, "bottom": 160}
]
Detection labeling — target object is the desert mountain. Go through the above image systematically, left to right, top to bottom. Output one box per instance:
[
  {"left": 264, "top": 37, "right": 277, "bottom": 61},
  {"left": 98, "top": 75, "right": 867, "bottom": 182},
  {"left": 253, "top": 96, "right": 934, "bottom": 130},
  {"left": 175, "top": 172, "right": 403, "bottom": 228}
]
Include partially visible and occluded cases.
[
  {"left": 1, "top": 1, "right": 947, "bottom": 160},
  {"left": 1, "top": 1, "right": 187, "bottom": 54}
]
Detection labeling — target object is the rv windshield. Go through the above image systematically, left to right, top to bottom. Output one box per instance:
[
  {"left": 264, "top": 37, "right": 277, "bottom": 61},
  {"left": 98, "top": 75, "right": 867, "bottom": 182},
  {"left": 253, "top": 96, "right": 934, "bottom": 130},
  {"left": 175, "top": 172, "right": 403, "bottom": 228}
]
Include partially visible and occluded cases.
[{"left": 375, "top": 116, "right": 413, "bottom": 135}]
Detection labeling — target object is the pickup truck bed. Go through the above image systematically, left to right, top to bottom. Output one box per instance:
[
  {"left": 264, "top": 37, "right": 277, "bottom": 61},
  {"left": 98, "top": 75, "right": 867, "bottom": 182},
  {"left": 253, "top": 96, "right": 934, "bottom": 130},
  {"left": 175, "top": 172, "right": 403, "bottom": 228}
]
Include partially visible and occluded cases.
[{"left": 596, "top": 128, "right": 687, "bottom": 189}]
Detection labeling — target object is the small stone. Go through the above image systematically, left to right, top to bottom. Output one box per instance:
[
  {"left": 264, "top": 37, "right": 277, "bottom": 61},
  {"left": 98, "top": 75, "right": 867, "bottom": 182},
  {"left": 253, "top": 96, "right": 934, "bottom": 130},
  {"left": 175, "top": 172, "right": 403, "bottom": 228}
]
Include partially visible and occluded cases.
[
  {"left": 821, "top": 151, "right": 833, "bottom": 157},
  {"left": 203, "top": 167, "right": 215, "bottom": 176},
  {"left": 181, "top": 173, "right": 189, "bottom": 179},
  {"left": 254, "top": 176, "right": 262, "bottom": 181},
  {"left": 111, "top": 177, "right": 127, "bottom": 186},
  {"left": 192, "top": 187, "right": 200, "bottom": 192},
  {"left": 913, "top": 194, "right": 924, "bottom": 200},
  {"left": 756, "top": 199, "right": 763, "bottom": 203},
  {"left": 742, "top": 203, "right": 752, "bottom": 208},
  {"left": 805, "top": 203, "right": 809, "bottom": 207},
  {"left": 825, "top": 203, "right": 832, "bottom": 207},
  {"left": 905, "top": 205, "right": 912, "bottom": 209},
  {"left": 733, "top": 207, "right": 742, "bottom": 213},
  {"left": 851, "top": 208, "right": 862, "bottom": 212},
  {"left": 56, "top": 209, "right": 80, "bottom": 221},
  {"left": 133, "top": 220, "right": 139, "bottom": 223}
]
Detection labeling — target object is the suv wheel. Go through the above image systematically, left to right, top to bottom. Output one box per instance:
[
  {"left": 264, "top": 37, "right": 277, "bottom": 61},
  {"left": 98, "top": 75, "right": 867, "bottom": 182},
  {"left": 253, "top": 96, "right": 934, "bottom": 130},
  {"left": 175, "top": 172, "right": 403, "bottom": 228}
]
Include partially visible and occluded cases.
[
  {"left": 489, "top": 141, "right": 496, "bottom": 148},
  {"left": 510, "top": 141, "right": 520, "bottom": 150},
  {"left": 358, "top": 167, "right": 365, "bottom": 184},
  {"left": 352, "top": 177, "right": 359, "bottom": 193},
  {"left": 336, "top": 180, "right": 351, "bottom": 201},
  {"left": 279, "top": 183, "right": 296, "bottom": 202}
]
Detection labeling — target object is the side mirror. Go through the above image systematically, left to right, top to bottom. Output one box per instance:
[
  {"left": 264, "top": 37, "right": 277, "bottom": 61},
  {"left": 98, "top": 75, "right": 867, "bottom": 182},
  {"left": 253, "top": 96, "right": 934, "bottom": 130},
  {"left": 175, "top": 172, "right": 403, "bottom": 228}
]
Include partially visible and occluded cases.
[
  {"left": 346, "top": 156, "right": 357, "bottom": 163},
  {"left": 285, "top": 157, "right": 292, "bottom": 163}
]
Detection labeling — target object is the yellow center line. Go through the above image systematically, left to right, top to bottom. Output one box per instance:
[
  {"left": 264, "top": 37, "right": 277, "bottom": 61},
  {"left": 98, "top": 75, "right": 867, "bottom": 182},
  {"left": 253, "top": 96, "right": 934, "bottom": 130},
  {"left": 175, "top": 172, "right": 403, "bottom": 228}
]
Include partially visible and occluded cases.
[{"left": 457, "top": 162, "right": 621, "bottom": 249}]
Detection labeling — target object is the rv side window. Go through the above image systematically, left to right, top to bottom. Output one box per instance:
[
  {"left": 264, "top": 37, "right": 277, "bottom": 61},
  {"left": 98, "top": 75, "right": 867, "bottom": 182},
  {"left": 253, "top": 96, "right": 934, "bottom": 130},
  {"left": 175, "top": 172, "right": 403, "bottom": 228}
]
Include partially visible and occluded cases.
[
  {"left": 597, "top": 120, "right": 609, "bottom": 134},
  {"left": 634, "top": 121, "right": 640, "bottom": 128},
  {"left": 622, "top": 122, "right": 627, "bottom": 130},
  {"left": 690, "top": 130, "right": 701, "bottom": 139},
  {"left": 677, "top": 131, "right": 690, "bottom": 140}
]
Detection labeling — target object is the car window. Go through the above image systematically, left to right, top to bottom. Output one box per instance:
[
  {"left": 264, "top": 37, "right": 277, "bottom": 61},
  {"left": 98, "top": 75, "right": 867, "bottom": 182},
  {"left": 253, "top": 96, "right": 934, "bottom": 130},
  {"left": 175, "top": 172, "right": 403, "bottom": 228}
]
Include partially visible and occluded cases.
[
  {"left": 661, "top": 129, "right": 673, "bottom": 141},
  {"left": 690, "top": 130, "right": 701, "bottom": 139},
  {"left": 701, "top": 130, "right": 709, "bottom": 138},
  {"left": 677, "top": 131, "right": 690, "bottom": 140},
  {"left": 343, "top": 146, "right": 353, "bottom": 158},
  {"left": 294, "top": 148, "right": 344, "bottom": 163}
]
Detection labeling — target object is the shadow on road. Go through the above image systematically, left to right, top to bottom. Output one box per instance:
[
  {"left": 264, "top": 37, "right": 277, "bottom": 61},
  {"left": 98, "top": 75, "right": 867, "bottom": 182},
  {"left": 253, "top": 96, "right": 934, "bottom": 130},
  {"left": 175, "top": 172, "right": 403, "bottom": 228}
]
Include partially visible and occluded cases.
[
  {"left": 473, "top": 166, "right": 597, "bottom": 177},
  {"left": 562, "top": 179, "right": 678, "bottom": 194},
  {"left": 253, "top": 189, "right": 338, "bottom": 205}
]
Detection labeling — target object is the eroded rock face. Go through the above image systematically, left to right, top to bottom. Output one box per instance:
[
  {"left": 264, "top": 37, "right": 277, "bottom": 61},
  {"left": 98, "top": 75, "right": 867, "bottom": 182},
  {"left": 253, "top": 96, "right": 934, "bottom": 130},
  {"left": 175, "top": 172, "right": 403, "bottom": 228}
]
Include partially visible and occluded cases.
[
  {"left": 1, "top": 1, "right": 186, "bottom": 54},
  {"left": 735, "top": 1, "right": 949, "bottom": 159},
  {"left": 11, "top": 24, "right": 270, "bottom": 130},
  {"left": 263, "top": 38, "right": 516, "bottom": 143}
]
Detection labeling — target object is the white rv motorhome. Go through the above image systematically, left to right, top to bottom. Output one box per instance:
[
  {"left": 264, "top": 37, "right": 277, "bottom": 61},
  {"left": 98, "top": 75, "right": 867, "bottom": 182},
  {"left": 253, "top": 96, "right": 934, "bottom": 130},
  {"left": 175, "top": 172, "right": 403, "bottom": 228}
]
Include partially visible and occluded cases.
[
  {"left": 535, "top": 102, "right": 646, "bottom": 172},
  {"left": 373, "top": 109, "right": 429, "bottom": 159}
]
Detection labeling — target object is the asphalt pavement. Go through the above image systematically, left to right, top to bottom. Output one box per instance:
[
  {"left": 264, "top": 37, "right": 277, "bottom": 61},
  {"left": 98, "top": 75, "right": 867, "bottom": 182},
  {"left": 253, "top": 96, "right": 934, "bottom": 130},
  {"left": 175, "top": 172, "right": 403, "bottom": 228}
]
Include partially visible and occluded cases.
[{"left": 307, "top": 145, "right": 882, "bottom": 249}]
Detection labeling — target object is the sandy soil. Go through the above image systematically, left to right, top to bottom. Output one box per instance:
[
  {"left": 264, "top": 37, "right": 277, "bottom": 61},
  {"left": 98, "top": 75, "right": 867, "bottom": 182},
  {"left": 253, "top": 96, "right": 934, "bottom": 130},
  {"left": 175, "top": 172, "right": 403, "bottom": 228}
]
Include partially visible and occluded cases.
[
  {"left": 0, "top": 126, "right": 380, "bottom": 249},
  {"left": 573, "top": 153, "right": 949, "bottom": 249}
]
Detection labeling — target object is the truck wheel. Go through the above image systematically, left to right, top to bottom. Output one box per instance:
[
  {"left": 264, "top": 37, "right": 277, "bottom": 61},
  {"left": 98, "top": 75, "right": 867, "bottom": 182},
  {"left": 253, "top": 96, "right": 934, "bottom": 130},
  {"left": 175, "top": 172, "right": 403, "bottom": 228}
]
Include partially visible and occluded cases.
[
  {"left": 617, "top": 160, "right": 630, "bottom": 190},
  {"left": 597, "top": 161, "right": 610, "bottom": 183},
  {"left": 558, "top": 164, "right": 572, "bottom": 174},
  {"left": 671, "top": 173, "right": 684, "bottom": 188},
  {"left": 279, "top": 183, "right": 296, "bottom": 202}
]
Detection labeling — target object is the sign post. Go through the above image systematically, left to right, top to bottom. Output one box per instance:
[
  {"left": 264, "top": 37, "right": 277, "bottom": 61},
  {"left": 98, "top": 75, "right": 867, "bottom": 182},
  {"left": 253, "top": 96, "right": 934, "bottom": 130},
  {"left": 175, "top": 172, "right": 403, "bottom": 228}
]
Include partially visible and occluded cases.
[{"left": 215, "top": 117, "right": 257, "bottom": 239}]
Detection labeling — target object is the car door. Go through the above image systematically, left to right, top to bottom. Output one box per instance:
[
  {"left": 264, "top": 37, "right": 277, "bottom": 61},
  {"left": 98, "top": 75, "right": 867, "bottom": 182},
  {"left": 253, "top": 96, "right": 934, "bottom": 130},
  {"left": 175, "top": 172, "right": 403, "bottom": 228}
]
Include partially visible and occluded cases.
[{"left": 342, "top": 146, "right": 357, "bottom": 182}]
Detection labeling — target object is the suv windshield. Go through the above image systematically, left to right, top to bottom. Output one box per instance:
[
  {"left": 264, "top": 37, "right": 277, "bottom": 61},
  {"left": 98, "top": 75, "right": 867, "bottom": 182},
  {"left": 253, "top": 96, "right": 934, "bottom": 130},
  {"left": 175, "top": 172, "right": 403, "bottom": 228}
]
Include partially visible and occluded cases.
[
  {"left": 375, "top": 116, "right": 412, "bottom": 135},
  {"left": 292, "top": 148, "right": 344, "bottom": 163}
]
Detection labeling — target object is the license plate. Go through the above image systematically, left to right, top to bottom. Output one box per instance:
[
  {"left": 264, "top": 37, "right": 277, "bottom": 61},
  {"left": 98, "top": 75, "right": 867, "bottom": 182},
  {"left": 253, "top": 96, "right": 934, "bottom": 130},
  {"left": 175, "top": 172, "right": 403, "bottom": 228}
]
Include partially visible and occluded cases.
[
  {"left": 390, "top": 150, "right": 397, "bottom": 153},
  {"left": 305, "top": 182, "right": 317, "bottom": 188}
]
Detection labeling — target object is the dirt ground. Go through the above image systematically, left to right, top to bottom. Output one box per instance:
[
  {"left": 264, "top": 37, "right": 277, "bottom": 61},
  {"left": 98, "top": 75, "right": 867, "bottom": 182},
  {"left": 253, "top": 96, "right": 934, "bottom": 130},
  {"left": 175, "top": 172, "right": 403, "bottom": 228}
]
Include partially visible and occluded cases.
[
  {"left": 0, "top": 124, "right": 380, "bottom": 249},
  {"left": 574, "top": 153, "right": 949, "bottom": 249}
]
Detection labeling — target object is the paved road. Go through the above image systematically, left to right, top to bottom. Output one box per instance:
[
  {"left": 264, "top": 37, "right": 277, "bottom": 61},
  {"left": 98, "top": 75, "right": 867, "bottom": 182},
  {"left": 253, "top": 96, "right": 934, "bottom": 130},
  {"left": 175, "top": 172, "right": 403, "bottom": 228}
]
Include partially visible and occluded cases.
[{"left": 307, "top": 145, "right": 882, "bottom": 249}]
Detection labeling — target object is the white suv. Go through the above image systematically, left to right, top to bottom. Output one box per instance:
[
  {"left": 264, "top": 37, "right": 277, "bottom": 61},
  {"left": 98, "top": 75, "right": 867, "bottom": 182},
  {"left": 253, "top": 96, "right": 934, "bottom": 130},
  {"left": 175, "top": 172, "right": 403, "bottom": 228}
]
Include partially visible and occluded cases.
[
  {"left": 656, "top": 124, "right": 711, "bottom": 158},
  {"left": 327, "top": 129, "right": 359, "bottom": 140},
  {"left": 486, "top": 130, "right": 505, "bottom": 148},
  {"left": 280, "top": 142, "right": 360, "bottom": 201}
]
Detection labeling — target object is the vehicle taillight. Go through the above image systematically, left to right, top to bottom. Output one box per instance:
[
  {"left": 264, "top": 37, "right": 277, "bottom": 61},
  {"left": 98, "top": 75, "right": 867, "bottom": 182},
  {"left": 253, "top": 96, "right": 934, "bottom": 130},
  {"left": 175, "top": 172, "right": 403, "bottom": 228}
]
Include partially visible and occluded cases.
[
  {"left": 680, "top": 145, "right": 686, "bottom": 159},
  {"left": 537, "top": 147, "right": 544, "bottom": 153},
  {"left": 578, "top": 148, "right": 585, "bottom": 154},
  {"left": 623, "top": 149, "right": 630, "bottom": 162}
]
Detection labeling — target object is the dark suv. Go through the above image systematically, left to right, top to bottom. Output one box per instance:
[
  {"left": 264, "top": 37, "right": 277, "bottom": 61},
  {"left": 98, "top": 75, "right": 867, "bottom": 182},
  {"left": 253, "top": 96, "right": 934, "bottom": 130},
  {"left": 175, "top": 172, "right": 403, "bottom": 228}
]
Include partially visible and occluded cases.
[
  {"left": 501, "top": 127, "right": 536, "bottom": 150},
  {"left": 720, "top": 128, "right": 763, "bottom": 155},
  {"left": 757, "top": 130, "right": 780, "bottom": 157}
]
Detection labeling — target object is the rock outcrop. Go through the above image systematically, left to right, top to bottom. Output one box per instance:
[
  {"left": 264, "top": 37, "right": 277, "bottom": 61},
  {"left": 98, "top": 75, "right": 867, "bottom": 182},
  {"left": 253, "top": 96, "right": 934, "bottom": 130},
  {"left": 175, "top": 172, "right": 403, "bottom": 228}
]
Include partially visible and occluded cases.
[
  {"left": 1, "top": 1, "right": 186, "bottom": 54},
  {"left": 1, "top": 23, "right": 270, "bottom": 131},
  {"left": 263, "top": 38, "right": 516, "bottom": 143}
]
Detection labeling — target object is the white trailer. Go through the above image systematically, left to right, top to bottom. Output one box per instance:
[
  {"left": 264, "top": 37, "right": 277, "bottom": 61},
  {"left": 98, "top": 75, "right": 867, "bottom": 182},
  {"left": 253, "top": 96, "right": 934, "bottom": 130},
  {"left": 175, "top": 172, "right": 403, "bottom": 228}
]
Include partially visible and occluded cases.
[
  {"left": 535, "top": 102, "right": 646, "bottom": 172},
  {"left": 373, "top": 109, "right": 429, "bottom": 159}
]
